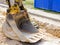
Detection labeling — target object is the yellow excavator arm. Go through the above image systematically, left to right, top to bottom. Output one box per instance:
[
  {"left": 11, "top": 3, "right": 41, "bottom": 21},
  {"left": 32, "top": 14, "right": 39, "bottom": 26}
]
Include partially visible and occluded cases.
[{"left": 6, "top": 0, "right": 22, "bottom": 15}]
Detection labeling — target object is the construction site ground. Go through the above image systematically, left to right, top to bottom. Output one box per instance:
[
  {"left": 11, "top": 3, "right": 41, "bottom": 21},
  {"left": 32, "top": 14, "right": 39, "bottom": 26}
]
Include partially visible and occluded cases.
[{"left": 0, "top": 13, "right": 60, "bottom": 45}]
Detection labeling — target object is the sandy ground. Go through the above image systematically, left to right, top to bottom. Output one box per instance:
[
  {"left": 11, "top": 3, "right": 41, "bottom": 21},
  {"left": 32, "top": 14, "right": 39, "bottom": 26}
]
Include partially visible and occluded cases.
[{"left": 0, "top": 15, "right": 60, "bottom": 45}]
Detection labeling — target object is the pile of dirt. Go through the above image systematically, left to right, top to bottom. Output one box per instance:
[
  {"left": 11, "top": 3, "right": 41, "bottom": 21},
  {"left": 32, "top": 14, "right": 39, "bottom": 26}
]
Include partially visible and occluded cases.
[{"left": 31, "top": 18, "right": 60, "bottom": 38}]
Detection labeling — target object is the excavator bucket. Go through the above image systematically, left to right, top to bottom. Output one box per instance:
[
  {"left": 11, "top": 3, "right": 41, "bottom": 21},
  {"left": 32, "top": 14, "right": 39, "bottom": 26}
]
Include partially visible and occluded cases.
[
  {"left": 2, "top": 0, "right": 42, "bottom": 43},
  {"left": 3, "top": 11, "right": 42, "bottom": 43}
]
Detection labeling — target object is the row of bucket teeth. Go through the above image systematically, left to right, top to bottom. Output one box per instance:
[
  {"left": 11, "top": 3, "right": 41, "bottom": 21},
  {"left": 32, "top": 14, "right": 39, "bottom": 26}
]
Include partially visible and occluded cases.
[{"left": 28, "top": 33, "right": 42, "bottom": 43}]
